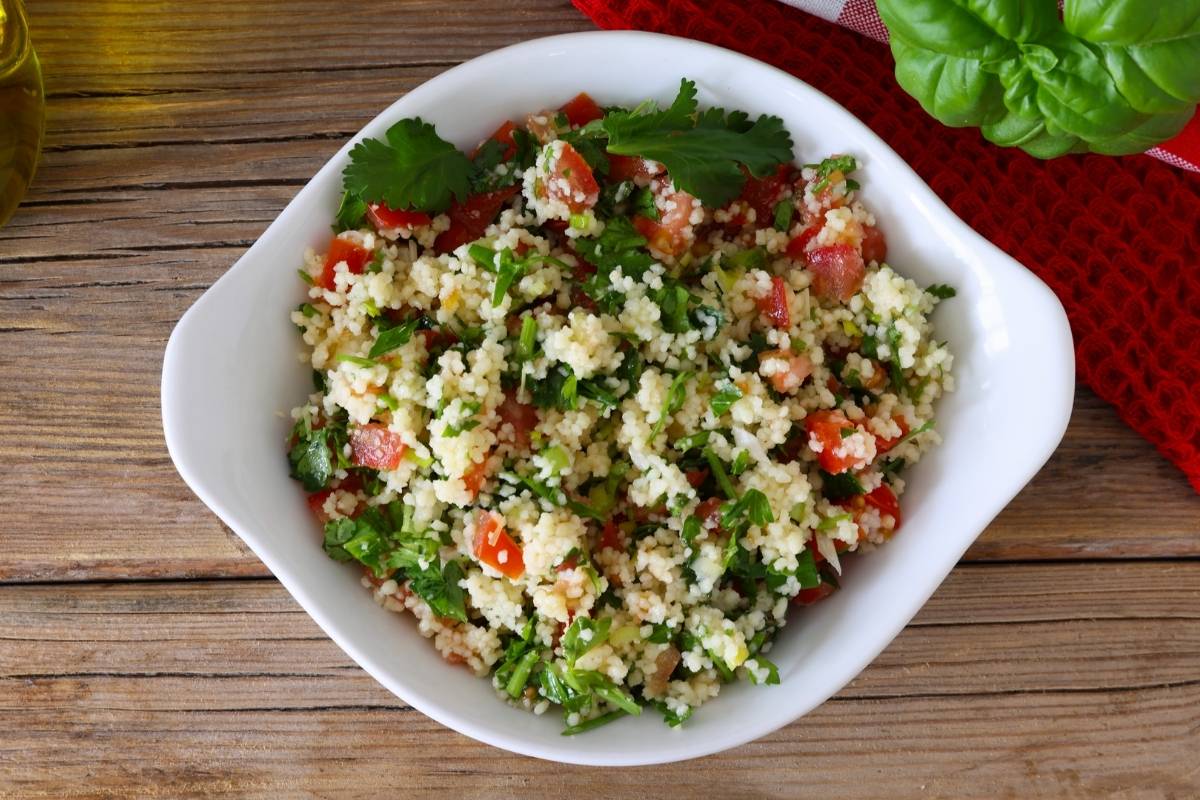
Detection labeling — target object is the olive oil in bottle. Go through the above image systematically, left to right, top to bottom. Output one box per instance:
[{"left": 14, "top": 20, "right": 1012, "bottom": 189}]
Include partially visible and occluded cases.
[{"left": 0, "top": 0, "right": 44, "bottom": 228}]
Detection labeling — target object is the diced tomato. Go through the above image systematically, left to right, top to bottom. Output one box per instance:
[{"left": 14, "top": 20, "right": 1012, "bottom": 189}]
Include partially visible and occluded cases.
[
  {"left": 560, "top": 92, "right": 604, "bottom": 127},
  {"left": 476, "top": 119, "right": 517, "bottom": 160},
  {"left": 544, "top": 141, "right": 600, "bottom": 213},
  {"left": 608, "top": 154, "right": 663, "bottom": 184},
  {"left": 737, "top": 164, "right": 793, "bottom": 225},
  {"left": 434, "top": 185, "right": 520, "bottom": 254},
  {"left": 633, "top": 189, "right": 695, "bottom": 257},
  {"left": 366, "top": 203, "right": 431, "bottom": 232},
  {"left": 785, "top": 224, "right": 821, "bottom": 260},
  {"left": 861, "top": 224, "right": 887, "bottom": 264},
  {"left": 318, "top": 238, "right": 371, "bottom": 290},
  {"left": 806, "top": 244, "right": 866, "bottom": 302},
  {"left": 571, "top": 253, "right": 597, "bottom": 281},
  {"left": 756, "top": 275, "right": 792, "bottom": 329},
  {"left": 417, "top": 327, "right": 459, "bottom": 352},
  {"left": 759, "top": 349, "right": 813, "bottom": 394},
  {"left": 497, "top": 392, "right": 538, "bottom": 450},
  {"left": 805, "top": 409, "right": 859, "bottom": 474},
  {"left": 875, "top": 416, "right": 910, "bottom": 453},
  {"left": 348, "top": 424, "right": 406, "bottom": 471},
  {"left": 462, "top": 457, "right": 490, "bottom": 498},
  {"left": 685, "top": 468, "right": 709, "bottom": 489},
  {"left": 337, "top": 473, "right": 364, "bottom": 496},
  {"left": 863, "top": 484, "right": 902, "bottom": 529},
  {"left": 306, "top": 489, "right": 334, "bottom": 523},
  {"left": 695, "top": 497, "right": 725, "bottom": 531},
  {"left": 473, "top": 511, "right": 525, "bottom": 579},
  {"left": 599, "top": 519, "right": 625, "bottom": 552},
  {"left": 555, "top": 555, "right": 578, "bottom": 573},
  {"left": 362, "top": 567, "right": 387, "bottom": 588},
  {"left": 793, "top": 582, "right": 836, "bottom": 606}
]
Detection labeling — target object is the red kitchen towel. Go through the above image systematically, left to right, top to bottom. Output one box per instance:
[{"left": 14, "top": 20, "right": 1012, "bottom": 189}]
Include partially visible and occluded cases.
[
  {"left": 572, "top": 0, "right": 1200, "bottom": 493},
  {"left": 774, "top": 0, "right": 1200, "bottom": 173}
]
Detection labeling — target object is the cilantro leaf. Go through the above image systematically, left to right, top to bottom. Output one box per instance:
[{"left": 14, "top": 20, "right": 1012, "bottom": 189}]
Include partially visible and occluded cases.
[
  {"left": 603, "top": 79, "right": 794, "bottom": 207},
  {"left": 342, "top": 118, "right": 472, "bottom": 214}
]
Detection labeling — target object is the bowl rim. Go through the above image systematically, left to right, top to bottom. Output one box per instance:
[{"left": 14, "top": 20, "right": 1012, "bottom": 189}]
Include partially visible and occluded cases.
[{"left": 162, "top": 28, "right": 1075, "bottom": 766}]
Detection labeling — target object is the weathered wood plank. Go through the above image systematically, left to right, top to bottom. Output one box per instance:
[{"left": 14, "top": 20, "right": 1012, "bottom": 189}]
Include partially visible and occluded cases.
[
  {"left": 28, "top": 0, "right": 588, "bottom": 86},
  {"left": 0, "top": 2, "right": 1195, "bottom": 583},
  {"left": 0, "top": 566, "right": 1196, "bottom": 797}
]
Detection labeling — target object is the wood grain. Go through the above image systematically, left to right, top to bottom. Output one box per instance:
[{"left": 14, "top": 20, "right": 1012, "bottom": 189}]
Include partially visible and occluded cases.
[
  {"left": 2, "top": 1, "right": 1198, "bottom": 795},
  {"left": 0, "top": 565, "right": 1196, "bottom": 798}
]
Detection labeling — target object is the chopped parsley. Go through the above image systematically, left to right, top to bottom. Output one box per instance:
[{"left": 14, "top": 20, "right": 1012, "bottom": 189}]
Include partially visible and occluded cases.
[
  {"left": 808, "top": 154, "right": 858, "bottom": 194},
  {"left": 632, "top": 186, "right": 659, "bottom": 220},
  {"left": 332, "top": 190, "right": 368, "bottom": 233},
  {"left": 772, "top": 199, "right": 794, "bottom": 231},
  {"left": 927, "top": 283, "right": 957, "bottom": 299},
  {"left": 367, "top": 317, "right": 421, "bottom": 359},
  {"left": 647, "top": 370, "right": 691, "bottom": 443},
  {"left": 710, "top": 380, "right": 743, "bottom": 415},
  {"left": 820, "top": 469, "right": 865, "bottom": 501}
]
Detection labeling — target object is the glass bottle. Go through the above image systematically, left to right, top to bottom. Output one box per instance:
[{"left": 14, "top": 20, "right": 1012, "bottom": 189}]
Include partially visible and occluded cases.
[{"left": 0, "top": 0, "right": 44, "bottom": 229}]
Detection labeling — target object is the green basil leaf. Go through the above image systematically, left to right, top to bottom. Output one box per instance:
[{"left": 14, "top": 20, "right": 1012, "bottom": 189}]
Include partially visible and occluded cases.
[{"left": 1064, "top": 0, "right": 1200, "bottom": 45}]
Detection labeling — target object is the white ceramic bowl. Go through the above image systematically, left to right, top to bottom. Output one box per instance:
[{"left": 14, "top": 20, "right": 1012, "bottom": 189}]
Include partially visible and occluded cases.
[{"left": 162, "top": 30, "right": 1074, "bottom": 765}]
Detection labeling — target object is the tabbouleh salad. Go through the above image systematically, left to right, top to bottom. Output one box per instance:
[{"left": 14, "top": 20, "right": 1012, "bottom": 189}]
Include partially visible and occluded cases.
[{"left": 287, "top": 80, "right": 954, "bottom": 735}]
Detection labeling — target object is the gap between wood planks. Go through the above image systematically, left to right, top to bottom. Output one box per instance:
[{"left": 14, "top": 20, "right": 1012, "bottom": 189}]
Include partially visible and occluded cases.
[{"left": 0, "top": 555, "right": 1198, "bottom": 589}]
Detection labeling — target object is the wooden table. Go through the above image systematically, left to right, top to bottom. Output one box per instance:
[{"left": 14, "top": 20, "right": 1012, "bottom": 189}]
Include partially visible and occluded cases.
[{"left": 2, "top": 2, "right": 1197, "bottom": 796}]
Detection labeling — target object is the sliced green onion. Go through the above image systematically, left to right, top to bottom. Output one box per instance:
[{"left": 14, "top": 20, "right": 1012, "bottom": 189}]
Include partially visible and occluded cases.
[
  {"left": 569, "top": 213, "right": 589, "bottom": 230},
  {"left": 468, "top": 243, "right": 496, "bottom": 271},
  {"left": 297, "top": 268, "right": 314, "bottom": 285},
  {"left": 517, "top": 315, "right": 538, "bottom": 361},
  {"left": 335, "top": 354, "right": 376, "bottom": 367},
  {"left": 674, "top": 430, "right": 711, "bottom": 453},
  {"left": 542, "top": 445, "right": 570, "bottom": 475},
  {"left": 405, "top": 449, "right": 434, "bottom": 468},
  {"left": 816, "top": 513, "right": 852, "bottom": 531},
  {"left": 504, "top": 650, "right": 541, "bottom": 699}
]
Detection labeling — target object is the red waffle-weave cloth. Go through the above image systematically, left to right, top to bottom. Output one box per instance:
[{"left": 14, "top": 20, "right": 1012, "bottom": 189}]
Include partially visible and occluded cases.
[{"left": 572, "top": 0, "right": 1200, "bottom": 493}]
